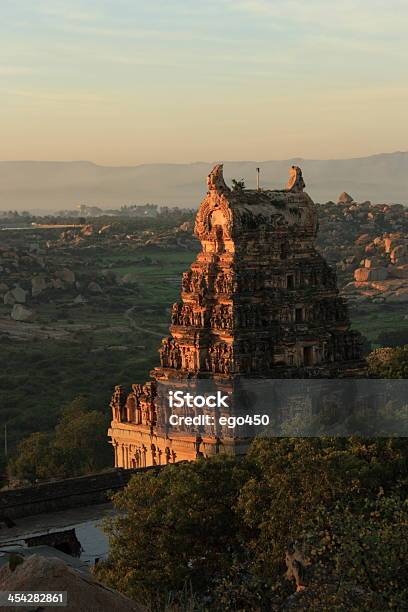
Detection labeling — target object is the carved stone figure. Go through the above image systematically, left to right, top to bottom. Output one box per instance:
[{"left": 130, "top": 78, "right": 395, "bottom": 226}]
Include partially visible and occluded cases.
[
  {"left": 207, "top": 163, "right": 231, "bottom": 193},
  {"left": 286, "top": 165, "right": 305, "bottom": 192},
  {"left": 110, "top": 385, "right": 127, "bottom": 422}
]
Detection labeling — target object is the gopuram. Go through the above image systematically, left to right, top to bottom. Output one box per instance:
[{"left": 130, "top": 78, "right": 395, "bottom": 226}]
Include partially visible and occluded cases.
[{"left": 109, "top": 165, "right": 366, "bottom": 468}]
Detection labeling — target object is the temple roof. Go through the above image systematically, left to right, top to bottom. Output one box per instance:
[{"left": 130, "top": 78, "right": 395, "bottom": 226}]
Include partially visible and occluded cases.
[{"left": 195, "top": 164, "right": 317, "bottom": 239}]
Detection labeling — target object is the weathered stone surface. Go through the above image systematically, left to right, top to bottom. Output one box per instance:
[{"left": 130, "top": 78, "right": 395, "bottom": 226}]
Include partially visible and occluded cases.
[
  {"left": 109, "top": 165, "right": 366, "bottom": 469},
  {"left": 0, "top": 283, "right": 8, "bottom": 295},
  {"left": 11, "top": 304, "right": 36, "bottom": 322},
  {"left": 0, "top": 555, "right": 141, "bottom": 612}
]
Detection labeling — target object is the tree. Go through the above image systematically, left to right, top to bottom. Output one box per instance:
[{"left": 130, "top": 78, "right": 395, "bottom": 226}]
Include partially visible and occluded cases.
[
  {"left": 231, "top": 178, "right": 245, "bottom": 191},
  {"left": 368, "top": 345, "right": 408, "bottom": 378},
  {"left": 8, "top": 396, "right": 111, "bottom": 482},
  {"left": 54, "top": 408, "right": 111, "bottom": 473},
  {"left": 8, "top": 432, "right": 65, "bottom": 482},
  {"left": 235, "top": 437, "right": 408, "bottom": 606},
  {"left": 95, "top": 438, "right": 408, "bottom": 610},
  {"left": 95, "top": 457, "right": 251, "bottom": 610}
]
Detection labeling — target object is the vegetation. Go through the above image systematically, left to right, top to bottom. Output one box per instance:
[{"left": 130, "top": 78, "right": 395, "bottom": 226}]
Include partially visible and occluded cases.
[
  {"left": 231, "top": 178, "right": 246, "bottom": 191},
  {"left": 2, "top": 210, "right": 408, "bottom": 482},
  {"left": 350, "top": 303, "right": 408, "bottom": 347},
  {"left": 376, "top": 329, "right": 408, "bottom": 348},
  {"left": 368, "top": 345, "right": 408, "bottom": 378},
  {"left": 8, "top": 396, "right": 112, "bottom": 482},
  {"left": 95, "top": 438, "right": 408, "bottom": 610}
]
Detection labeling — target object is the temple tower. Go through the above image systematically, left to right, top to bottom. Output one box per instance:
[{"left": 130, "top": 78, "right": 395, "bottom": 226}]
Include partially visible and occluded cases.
[{"left": 109, "top": 165, "right": 366, "bottom": 467}]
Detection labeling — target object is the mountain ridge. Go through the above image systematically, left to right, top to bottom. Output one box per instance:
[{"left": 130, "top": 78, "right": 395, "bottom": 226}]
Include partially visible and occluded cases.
[{"left": 1, "top": 151, "right": 407, "bottom": 211}]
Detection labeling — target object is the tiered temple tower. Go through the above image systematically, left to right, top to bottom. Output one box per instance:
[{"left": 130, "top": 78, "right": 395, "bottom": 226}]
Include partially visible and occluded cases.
[{"left": 109, "top": 165, "right": 366, "bottom": 467}]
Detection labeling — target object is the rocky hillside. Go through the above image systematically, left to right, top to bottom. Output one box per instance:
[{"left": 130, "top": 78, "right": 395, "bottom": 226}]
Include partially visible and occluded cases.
[{"left": 317, "top": 194, "right": 408, "bottom": 304}]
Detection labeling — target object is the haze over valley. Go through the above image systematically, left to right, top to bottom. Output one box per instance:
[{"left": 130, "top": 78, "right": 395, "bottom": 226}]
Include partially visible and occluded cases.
[{"left": 1, "top": 151, "right": 407, "bottom": 212}]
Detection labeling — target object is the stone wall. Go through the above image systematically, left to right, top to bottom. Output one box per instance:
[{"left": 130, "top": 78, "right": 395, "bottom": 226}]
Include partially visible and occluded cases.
[{"left": 0, "top": 466, "right": 162, "bottom": 520}]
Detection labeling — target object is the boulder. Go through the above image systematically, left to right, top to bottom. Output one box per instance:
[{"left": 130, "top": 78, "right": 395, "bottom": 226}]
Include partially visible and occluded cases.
[
  {"left": 337, "top": 192, "right": 354, "bottom": 204},
  {"left": 179, "top": 221, "right": 193, "bottom": 232},
  {"left": 81, "top": 224, "right": 94, "bottom": 236},
  {"left": 355, "top": 234, "right": 371, "bottom": 246},
  {"left": 384, "top": 234, "right": 404, "bottom": 253},
  {"left": 364, "top": 243, "right": 376, "bottom": 254},
  {"left": 390, "top": 244, "right": 407, "bottom": 264},
  {"left": 363, "top": 257, "right": 384, "bottom": 269},
  {"left": 354, "top": 267, "right": 388, "bottom": 282},
  {"left": 56, "top": 269, "right": 75, "bottom": 284},
  {"left": 31, "top": 276, "right": 48, "bottom": 297},
  {"left": 52, "top": 278, "right": 65, "bottom": 290},
  {"left": 88, "top": 281, "right": 103, "bottom": 294},
  {"left": 0, "top": 282, "right": 9, "bottom": 295},
  {"left": 4, "top": 286, "right": 27, "bottom": 305},
  {"left": 12, "top": 286, "right": 27, "bottom": 303},
  {"left": 3, "top": 290, "right": 16, "bottom": 305},
  {"left": 73, "top": 294, "right": 87, "bottom": 304},
  {"left": 11, "top": 304, "right": 36, "bottom": 322},
  {"left": 0, "top": 554, "right": 141, "bottom": 612}
]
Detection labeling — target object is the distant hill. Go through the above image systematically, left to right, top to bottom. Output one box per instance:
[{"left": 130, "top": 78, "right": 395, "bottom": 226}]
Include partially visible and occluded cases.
[{"left": 0, "top": 152, "right": 407, "bottom": 211}]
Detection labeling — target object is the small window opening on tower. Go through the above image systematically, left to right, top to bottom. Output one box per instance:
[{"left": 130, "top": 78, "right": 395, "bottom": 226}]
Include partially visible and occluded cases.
[
  {"left": 280, "top": 243, "right": 288, "bottom": 259},
  {"left": 287, "top": 274, "right": 294, "bottom": 289},
  {"left": 295, "top": 307, "right": 303, "bottom": 323},
  {"left": 303, "top": 346, "right": 314, "bottom": 366}
]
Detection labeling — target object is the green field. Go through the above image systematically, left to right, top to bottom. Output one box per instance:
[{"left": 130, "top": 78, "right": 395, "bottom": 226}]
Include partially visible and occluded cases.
[{"left": 350, "top": 303, "right": 408, "bottom": 346}]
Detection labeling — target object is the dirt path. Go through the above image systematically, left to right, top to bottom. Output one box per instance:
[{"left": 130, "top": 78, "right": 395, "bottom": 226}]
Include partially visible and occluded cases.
[{"left": 124, "top": 307, "right": 164, "bottom": 338}]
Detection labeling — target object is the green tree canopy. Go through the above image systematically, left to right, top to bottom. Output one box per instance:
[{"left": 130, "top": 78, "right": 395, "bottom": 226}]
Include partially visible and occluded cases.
[
  {"left": 8, "top": 396, "right": 111, "bottom": 482},
  {"left": 95, "top": 437, "right": 408, "bottom": 610}
]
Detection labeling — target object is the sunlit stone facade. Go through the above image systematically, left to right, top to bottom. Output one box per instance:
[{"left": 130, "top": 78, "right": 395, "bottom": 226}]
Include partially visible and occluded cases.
[{"left": 108, "top": 165, "right": 366, "bottom": 467}]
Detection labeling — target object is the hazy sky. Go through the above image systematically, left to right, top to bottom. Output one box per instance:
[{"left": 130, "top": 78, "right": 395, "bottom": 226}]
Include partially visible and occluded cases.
[{"left": 1, "top": 0, "right": 407, "bottom": 165}]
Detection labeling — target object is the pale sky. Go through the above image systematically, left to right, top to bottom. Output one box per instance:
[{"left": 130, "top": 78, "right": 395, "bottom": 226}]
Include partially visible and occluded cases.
[{"left": 1, "top": 0, "right": 407, "bottom": 165}]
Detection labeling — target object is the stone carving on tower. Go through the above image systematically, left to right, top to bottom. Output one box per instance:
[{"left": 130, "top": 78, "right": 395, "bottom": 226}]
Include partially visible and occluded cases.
[{"left": 108, "top": 165, "right": 366, "bottom": 468}]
